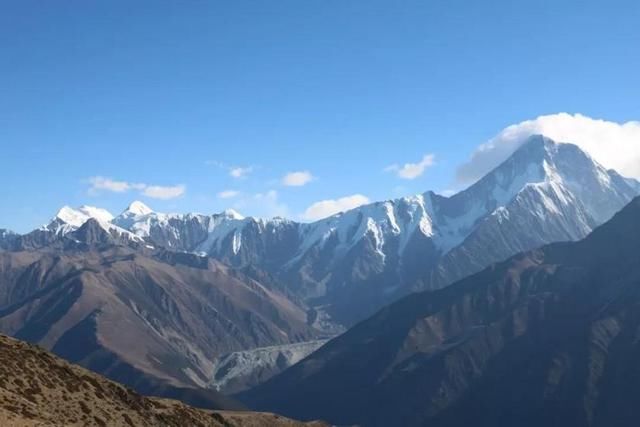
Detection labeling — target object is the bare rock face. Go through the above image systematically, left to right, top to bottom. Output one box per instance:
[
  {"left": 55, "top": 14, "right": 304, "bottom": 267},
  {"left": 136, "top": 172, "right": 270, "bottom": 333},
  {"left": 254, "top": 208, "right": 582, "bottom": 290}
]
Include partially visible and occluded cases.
[
  {"left": 242, "top": 197, "right": 640, "bottom": 427},
  {"left": 0, "top": 241, "right": 319, "bottom": 400},
  {"left": 0, "top": 334, "right": 326, "bottom": 427}
]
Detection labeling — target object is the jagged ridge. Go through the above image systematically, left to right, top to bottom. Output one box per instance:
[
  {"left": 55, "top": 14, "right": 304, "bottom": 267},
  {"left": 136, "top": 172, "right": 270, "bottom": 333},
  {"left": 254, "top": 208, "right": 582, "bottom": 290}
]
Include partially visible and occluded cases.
[{"left": 9, "top": 136, "right": 640, "bottom": 326}]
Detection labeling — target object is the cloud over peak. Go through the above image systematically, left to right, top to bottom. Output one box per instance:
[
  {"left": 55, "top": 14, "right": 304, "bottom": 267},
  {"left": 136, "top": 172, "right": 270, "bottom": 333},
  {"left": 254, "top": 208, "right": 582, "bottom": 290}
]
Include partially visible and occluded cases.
[
  {"left": 457, "top": 113, "right": 640, "bottom": 185},
  {"left": 386, "top": 154, "right": 435, "bottom": 180},
  {"left": 87, "top": 177, "right": 185, "bottom": 200},
  {"left": 88, "top": 177, "right": 145, "bottom": 193},
  {"left": 141, "top": 185, "right": 186, "bottom": 200},
  {"left": 302, "top": 194, "right": 370, "bottom": 221}
]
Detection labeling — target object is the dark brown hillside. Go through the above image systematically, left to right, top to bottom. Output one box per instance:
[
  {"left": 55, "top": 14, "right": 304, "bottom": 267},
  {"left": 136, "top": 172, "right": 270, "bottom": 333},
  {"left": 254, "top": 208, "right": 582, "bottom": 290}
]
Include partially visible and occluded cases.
[
  {"left": 242, "top": 197, "right": 640, "bottom": 427},
  {"left": 0, "top": 221, "right": 319, "bottom": 401},
  {"left": 0, "top": 334, "right": 327, "bottom": 427}
]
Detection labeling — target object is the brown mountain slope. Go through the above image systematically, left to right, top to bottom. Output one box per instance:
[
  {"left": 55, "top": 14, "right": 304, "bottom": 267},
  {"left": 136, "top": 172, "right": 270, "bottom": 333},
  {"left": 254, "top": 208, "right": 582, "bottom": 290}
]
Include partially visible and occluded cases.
[
  {"left": 242, "top": 197, "right": 640, "bottom": 427},
  {"left": 0, "top": 222, "right": 319, "bottom": 402},
  {"left": 0, "top": 334, "right": 325, "bottom": 427}
]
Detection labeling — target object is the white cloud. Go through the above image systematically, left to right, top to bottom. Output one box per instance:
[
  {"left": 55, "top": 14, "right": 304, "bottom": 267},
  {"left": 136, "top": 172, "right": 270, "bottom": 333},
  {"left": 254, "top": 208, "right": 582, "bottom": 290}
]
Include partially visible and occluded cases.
[
  {"left": 457, "top": 113, "right": 640, "bottom": 185},
  {"left": 385, "top": 154, "right": 436, "bottom": 180},
  {"left": 207, "top": 161, "right": 256, "bottom": 180},
  {"left": 229, "top": 166, "right": 253, "bottom": 179},
  {"left": 282, "top": 171, "right": 315, "bottom": 187},
  {"left": 87, "top": 177, "right": 185, "bottom": 200},
  {"left": 88, "top": 177, "right": 145, "bottom": 193},
  {"left": 142, "top": 185, "right": 186, "bottom": 200},
  {"left": 217, "top": 190, "right": 240, "bottom": 199},
  {"left": 302, "top": 194, "right": 370, "bottom": 221}
]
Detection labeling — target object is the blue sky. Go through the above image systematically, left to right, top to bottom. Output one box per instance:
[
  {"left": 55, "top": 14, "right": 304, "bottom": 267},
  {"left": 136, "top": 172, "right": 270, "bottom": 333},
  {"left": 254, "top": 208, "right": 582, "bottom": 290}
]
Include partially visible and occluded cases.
[{"left": 1, "top": 0, "right": 639, "bottom": 232}]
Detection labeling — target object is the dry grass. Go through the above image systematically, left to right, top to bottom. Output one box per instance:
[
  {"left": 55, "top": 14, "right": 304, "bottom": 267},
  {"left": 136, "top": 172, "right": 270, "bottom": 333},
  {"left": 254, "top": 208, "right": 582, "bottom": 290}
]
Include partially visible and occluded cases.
[{"left": 0, "top": 334, "right": 326, "bottom": 427}]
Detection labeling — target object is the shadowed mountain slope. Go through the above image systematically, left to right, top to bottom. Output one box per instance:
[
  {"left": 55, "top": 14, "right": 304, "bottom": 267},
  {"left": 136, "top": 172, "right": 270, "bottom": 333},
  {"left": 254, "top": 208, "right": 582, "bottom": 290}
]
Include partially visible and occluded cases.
[
  {"left": 241, "top": 197, "right": 640, "bottom": 427},
  {"left": 0, "top": 220, "right": 319, "bottom": 401}
]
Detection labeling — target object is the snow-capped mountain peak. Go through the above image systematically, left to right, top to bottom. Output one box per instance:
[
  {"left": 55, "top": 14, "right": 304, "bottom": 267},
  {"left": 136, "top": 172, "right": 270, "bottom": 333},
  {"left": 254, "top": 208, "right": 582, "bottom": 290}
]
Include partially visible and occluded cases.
[
  {"left": 123, "top": 200, "right": 154, "bottom": 217},
  {"left": 110, "top": 201, "right": 158, "bottom": 236},
  {"left": 43, "top": 205, "right": 141, "bottom": 243},
  {"left": 51, "top": 205, "right": 114, "bottom": 230},
  {"left": 78, "top": 205, "right": 115, "bottom": 222},
  {"left": 54, "top": 206, "right": 88, "bottom": 228},
  {"left": 220, "top": 209, "right": 244, "bottom": 220}
]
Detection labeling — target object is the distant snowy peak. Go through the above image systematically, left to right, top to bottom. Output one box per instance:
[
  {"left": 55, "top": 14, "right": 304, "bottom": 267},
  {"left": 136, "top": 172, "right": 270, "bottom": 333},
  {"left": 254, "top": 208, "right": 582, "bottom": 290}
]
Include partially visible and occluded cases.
[
  {"left": 484, "top": 134, "right": 635, "bottom": 193},
  {"left": 441, "top": 135, "right": 638, "bottom": 222},
  {"left": 449, "top": 135, "right": 556, "bottom": 211},
  {"left": 486, "top": 135, "right": 640, "bottom": 224},
  {"left": 293, "top": 136, "right": 640, "bottom": 262},
  {"left": 291, "top": 139, "right": 562, "bottom": 257},
  {"left": 294, "top": 194, "right": 435, "bottom": 261},
  {"left": 123, "top": 200, "right": 154, "bottom": 217},
  {"left": 112, "top": 201, "right": 158, "bottom": 235},
  {"left": 45, "top": 205, "right": 142, "bottom": 243},
  {"left": 46, "top": 205, "right": 115, "bottom": 236},
  {"left": 54, "top": 205, "right": 114, "bottom": 228},
  {"left": 110, "top": 205, "right": 260, "bottom": 252},
  {"left": 219, "top": 209, "right": 245, "bottom": 221}
]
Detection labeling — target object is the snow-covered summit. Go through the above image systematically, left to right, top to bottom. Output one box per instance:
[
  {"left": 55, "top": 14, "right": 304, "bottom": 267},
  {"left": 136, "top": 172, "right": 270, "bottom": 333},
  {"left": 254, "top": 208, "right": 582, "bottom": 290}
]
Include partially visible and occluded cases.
[
  {"left": 454, "top": 134, "right": 639, "bottom": 226},
  {"left": 123, "top": 201, "right": 154, "bottom": 217},
  {"left": 44, "top": 205, "right": 141, "bottom": 243},
  {"left": 46, "top": 205, "right": 115, "bottom": 235},
  {"left": 54, "top": 205, "right": 114, "bottom": 228},
  {"left": 220, "top": 209, "right": 244, "bottom": 220}
]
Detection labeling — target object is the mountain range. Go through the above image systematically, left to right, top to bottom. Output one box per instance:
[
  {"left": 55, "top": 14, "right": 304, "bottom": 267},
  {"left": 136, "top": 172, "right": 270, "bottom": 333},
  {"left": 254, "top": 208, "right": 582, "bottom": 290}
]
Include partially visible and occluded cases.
[
  {"left": 2, "top": 135, "right": 640, "bottom": 414},
  {"left": 4, "top": 136, "right": 638, "bottom": 328},
  {"left": 241, "top": 195, "right": 640, "bottom": 427}
]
